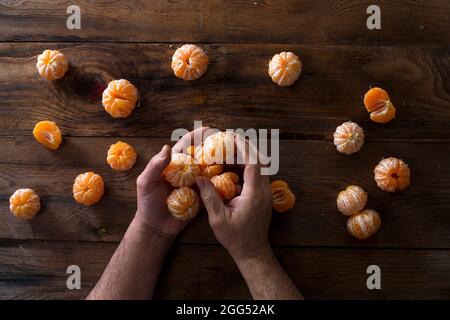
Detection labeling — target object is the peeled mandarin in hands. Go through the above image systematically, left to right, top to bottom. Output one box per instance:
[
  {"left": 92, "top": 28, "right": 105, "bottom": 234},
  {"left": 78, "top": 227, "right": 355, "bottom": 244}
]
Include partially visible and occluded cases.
[
  {"left": 171, "top": 44, "right": 208, "bottom": 81},
  {"left": 36, "top": 49, "right": 68, "bottom": 80},
  {"left": 268, "top": 52, "right": 302, "bottom": 86},
  {"left": 102, "top": 79, "right": 139, "bottom": 118},
  {"left": 364, "top": 87, "right": 396, "bottom": 123},
  {"left": 33, "top": 120, "right": 62, "bottom": 150},
  {"left": 333, "top": 121, "right": 365, "bottom": 155},
  {"left": 202, "top": 131, "right": 235, "bottom": 165},
  {"left": 107, "top": 141, "right": 137, "bottom": 171},
  {"left": 192, "top": 145, "right": 224, "bottom": 178},
  {"left": 163, "top": 153, "right": 201, "bottom": 187},
  {"left": 374, "top": 157, "right": 411, "bottom": 192},
  {"left": 73, "top": 172, "right": 104, "bottom": 206},
  {"left": 211, "top": 172, "right": 239, "bottom": 201},
  {"left": 271, "top": 180, "right": 296, "bottom": 213},
  {"left": 337, "top": 185, "right": 367, "bottom": 216},
  {"left": 166, "top": 187, "right": 200, "bottom": 220},
  {"left": 9, "top": 188, "right": 41, "bottom": 220},
  {"left": 347, "top": 209, "right": 381, "bottom": 240}
]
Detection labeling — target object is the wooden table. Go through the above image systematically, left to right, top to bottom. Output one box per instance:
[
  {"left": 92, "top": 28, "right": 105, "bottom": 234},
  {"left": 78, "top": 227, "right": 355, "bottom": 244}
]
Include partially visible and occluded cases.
[{"left": 0, "top": 1, "right": 449, "bottom": 299}]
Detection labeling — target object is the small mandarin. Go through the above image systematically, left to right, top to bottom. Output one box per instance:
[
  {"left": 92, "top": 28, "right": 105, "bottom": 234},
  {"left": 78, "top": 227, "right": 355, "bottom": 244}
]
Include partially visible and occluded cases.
[
  {"left": 171, "top": 44, "right": 209, "bottom": 81},
  {"left": 36, "top": 49, "right": 69, "bottom": 80},
  {"left": 268, "top": 52, "right": 302, "bottom": 86},
  {"left": 102, "top": 79, "right": 139, "bottom": 118},
  {"left": 364, "top": 87, "right": 396, "bottom": 123},
  {"left": 33, "top": 120, "right": 62, "bottom": 150},
  {"left": 333, "top": 121, "right": 365, "bottom": 155},
  {"left": 202, "top": 131, "right": 235, "bottom": 165},
  {"left": 107, "top": 141, "right": 137, "bottom": 171},
  {"left": 163, "top": 153, "right": 201, "bottom": 187},
  {"left": 374, "top": 157, "right": 411, "bottom": 192},
  {"left": 73, "top": 172, "right": 104, "bottom": 206},
  {"left": 211, "top": 172, "right": 239, "bottom": 201},
  {"left": 271, "top": 180, "right": 296, "bottom": 213},
  {"left": 336, "top": 185, "right": 368, "bottom": 216},
  {"left": 166, "top": 187, "right": 200, "bottom": 220},
  {"left": 9, "top": 188, "right": 41, "bottom": 220},
  {"left": 347, "top": 209, "right": 381, "bottom": 240}
]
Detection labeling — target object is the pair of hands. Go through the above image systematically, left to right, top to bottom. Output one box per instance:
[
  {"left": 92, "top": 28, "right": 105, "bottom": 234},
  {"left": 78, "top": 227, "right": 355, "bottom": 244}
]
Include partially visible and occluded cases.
[{"left": 135, "top": 128, "right": 273, "bottom": 262}]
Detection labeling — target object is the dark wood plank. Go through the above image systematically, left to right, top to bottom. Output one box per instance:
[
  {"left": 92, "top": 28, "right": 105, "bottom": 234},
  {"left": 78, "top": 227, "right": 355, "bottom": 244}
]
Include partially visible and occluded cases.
[
  {"left": 0, "top": 1, "right": 448, "bottom": 45},
  {"left": 0, "top": 43, "right": 448, "bottom": 140},
  {"left": 1, "top": 137, "right": 449, "bottom": 248},
  {"left": 0, "top": 240, "right": 449, "bottom": 299}
]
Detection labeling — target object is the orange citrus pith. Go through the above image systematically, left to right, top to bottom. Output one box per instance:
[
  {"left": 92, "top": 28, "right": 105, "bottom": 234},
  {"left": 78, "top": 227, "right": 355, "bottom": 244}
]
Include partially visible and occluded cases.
[
  {"left": 171, "top": 44, "right": 208, "bottom": 81},
  {"left": 36, "top": 49, "right": 68, "bottom": 80},
  {"left": 268, "top": 52, "right": 302, "bottom": 86},
  {"left": 102, "top": 79, "right": 139, "bottom": 118},
  {"left": 364, "top": 87, "right": 396, "bottom": 123},
  {"left": 33, "top": 120, "right": 62, "bottom": 150},
  {"left": 333, "top": 121, "right": 365, "bottom": 155},
  {"left": 107, "top": 141, "right": 137, "bottom": 171},
  {"left": 163, "top": 153, "right": 201, "bottom": 187},
  {"left": 374, "top": 157, "right": 411, "bottom": 192},
  {"left": 73, "top": 172, "right": 104, "bottom": 206},
  {"left": 211, "top": 172, "right": 239, "bottom": 201},
  {"left": 271, "top": 180, "right": 296, "bottom": 212},
  {"left": 336, "top": 185, "right": 367, "bottom": 216},
  {"left": 166, "top": 187, "right": 200, "bottom": 220},
  {"left": 9, "top": 188, "right": 41, "bottom": 220},
  {"left": 347, "top": 209, "right": 381, "bottom": 240}
]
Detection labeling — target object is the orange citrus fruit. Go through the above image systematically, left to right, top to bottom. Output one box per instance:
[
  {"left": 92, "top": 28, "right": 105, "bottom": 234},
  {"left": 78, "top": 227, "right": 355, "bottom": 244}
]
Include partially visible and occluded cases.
[
  {"left": 171, "top": 44, "right": 208, "bottom": 81},
  {"left": 36, "top": 49, "right": 68, "bottom": 80},
  {"left": 268, "top": 52, "right": 302, "bottom": 86},
  {"left": 102, "top": 79, "right": 139, "bottom": 118},
  {"left": 364, "top": 87, "right": 396, "bottom": 123},
  {"left": 33, "top": 120, "right": 62, "bottom": 150},
  {"left": 333, "top": 121, "right": 365, "bottom": 155},
  {"left": 202, "top": 131, "right": 235, "bottom": 165},
  {"left": 107, "top": 141, "right": 137, "bottom": 171},
  {"left": 192, "top": 145, "right": 224, "bottom": 178},
  {"left": 163, "top": 153, "right": 201, "bottom": 187},
  {"left": 374, "top": 157, "right": 410, "bottom": 192},
  {"left": 73, "top": 172, "right": 105, "bottom": 206},
  {"left": 211, "top": 172, "right": 239, "bottom": 201},
  {"left": 271, "top": 180, "right": 296, "bottom": 212},
  {"left": 336, "top": 185, "right": 367, "bottom": 216},
  {"left": 166, "top": 187, "right": 200, "bottom": 220},
  {"left": 9, "top": 188, "right": 41, "bottom": 220},
  {"left": 347, "top": 209, "right": 381, "bottom": 240}
]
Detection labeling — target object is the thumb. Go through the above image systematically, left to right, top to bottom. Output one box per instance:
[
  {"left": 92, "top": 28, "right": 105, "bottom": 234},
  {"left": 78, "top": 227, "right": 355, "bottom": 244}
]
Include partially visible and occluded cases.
[
  {"left": 139, "top": 145, "right": 172, "bottom": 184},
  {"left": 195, "top": 177, "right": 226, "bottom": 217}
]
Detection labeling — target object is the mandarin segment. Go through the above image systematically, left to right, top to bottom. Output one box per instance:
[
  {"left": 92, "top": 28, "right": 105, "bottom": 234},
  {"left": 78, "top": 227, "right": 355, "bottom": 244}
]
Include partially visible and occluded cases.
[
  {"left": 171, "top": 44, "right": 209, "bottom": 81},
  {"left": 36, "top": 49, "right": 69, "bottom": 80},
  {"left": 268, "top": 52, "right": 302, "bottom": 86},
  {"left": 102, "top": 79, "right": 139, "bottom": 118},
  {"left": 364, "top": 87, "right": 396, "bottom": 123},
  {"left": 33, "top": 120, "right": 62, "bottom": 150},
  {"left": 333, "top": 121, "right": 365, "bottom": 155},
  {"left": 107, "top": 141, "right": 137, "bottom": 171},
  {"left": 192, "top": 145, "right": 224, "bottom": 178},
  {"left": 163, "top": 153, "right": 201, "bottom": 187},
  {"left": 374, "top": 157, "right": 411, "bottom": 192},
  {"left": 73, "top": 172, "right": 104, "bottom": 206},
  {"left": 211, "top": 172, "right": 239, "bottom": 201},
  {"left": 271, "top": 180, "right": 296, "bottom": 213},
  {"left": 336, "top": 185, "right": 367, "bottom": 216},
  {"left": 166, "top": 187, "right": 200, "bottom": 220},
  {"left": 9, "top": 188, "right": 41, "bottom": 220},
  {"left": 347, "top": 209, "right": 381, "bottom": 240}
]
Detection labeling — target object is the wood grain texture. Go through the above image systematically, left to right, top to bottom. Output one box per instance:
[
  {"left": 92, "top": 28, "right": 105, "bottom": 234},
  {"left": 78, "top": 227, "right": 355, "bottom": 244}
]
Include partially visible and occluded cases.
[
  {"left": 0, "top": 1, "right": 449, "bottom": 45},
  {"left": 0, "top": 43, "right": 448, "bottom": 140},
  {"left": 1, "top": 137, "right": 449, "bottom": 248},
  {"left": 0, "top": 240, "right": 449, "bottom": 299}
]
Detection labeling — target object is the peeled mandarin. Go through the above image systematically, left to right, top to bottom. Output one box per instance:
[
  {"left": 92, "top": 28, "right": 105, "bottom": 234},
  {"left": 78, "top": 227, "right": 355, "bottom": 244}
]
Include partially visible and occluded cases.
[
  {"left": 171, "top": 44, "right": 208, "bottom": 81},
  {"left": 36, "top": 49, "right": 68, "bottom": 80},
  {"left": 268, "top": 52, "right": 302, "bottom": 86},
  {"left": 102, "top": 79, "right": 139, "bottom": 118},
  {"left": 364, "top": 87, "right": 396, "bottom": 123},
  {"left": 33, "top": 120, "right": 62, "bottom": 150},
  {"left": 333, "top": 121, "right": 365, "bottom": 155},
  {"left": 202, "top": 131, "right": 235, "bottom": 165},
  {"left": 107, "top": 141, "right": 137, "bottom": 171},
  {"left": 192, "top": 145, "right": 224, "bottom": 178},
  {"left": 163, "top": 153, "right": 201, "bottom": 188},
  {"left": 374, "top": 157, "right": 411, "bottom": 192},
  {"left": 73, "top": 172, "right": 104, "bottom": 206},
  {"left": 211, "top": 172, "right": 239, "bottom": 201},
  {"left": 271, "top": 180, "right": 296, "bottom": 212},
  {"left": 336, "top": 185, "right": 367, "bottom": 216},
  {"left": 166, "top": 187, "right": 200, "bottom": 220},
  {"left": 9, "top": 188, "right": 41, "bottom": 220},
  {"left": 347, "top": 209, "right": 381, "bottom": 240}
]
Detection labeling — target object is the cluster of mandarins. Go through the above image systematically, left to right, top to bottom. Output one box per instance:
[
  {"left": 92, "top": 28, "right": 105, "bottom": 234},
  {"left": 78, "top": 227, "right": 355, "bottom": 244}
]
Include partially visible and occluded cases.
[
  {"left": 9, "top": 45, "right": 298, "bottom": 221},
  {"left": 333, "top": 89, "right": 411, "bottom": 239}
]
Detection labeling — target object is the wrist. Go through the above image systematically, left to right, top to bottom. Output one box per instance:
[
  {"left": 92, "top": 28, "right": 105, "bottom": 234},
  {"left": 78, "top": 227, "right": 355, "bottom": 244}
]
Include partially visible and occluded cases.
[
  {"left": 132, "top": 213, "right": 175, "bottom": 244},
  {"left": 232, "top": 243, "right": 274, "bottom": 266}
]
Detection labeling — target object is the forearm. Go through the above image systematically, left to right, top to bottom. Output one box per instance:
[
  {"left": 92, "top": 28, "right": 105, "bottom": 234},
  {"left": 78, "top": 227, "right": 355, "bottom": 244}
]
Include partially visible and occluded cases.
[
  {"left": 87, "top": 214, "right": 173, "bottom": 300},
  {"left": 234, "top": 247, "right": 303, "bottom": 300}
]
